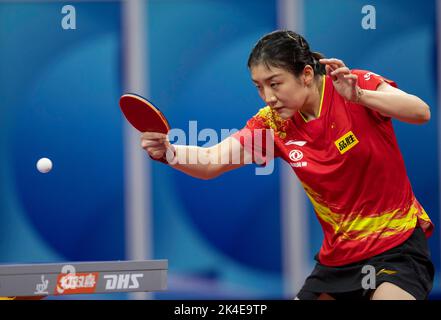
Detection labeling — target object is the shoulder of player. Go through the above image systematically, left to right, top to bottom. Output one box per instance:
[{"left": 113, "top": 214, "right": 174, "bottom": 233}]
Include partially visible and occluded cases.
[
  {"left": 255, "top": 105, "right": 272, "bottom": 118},
  {"left": 248, "top": 106, "right": 272, "bottom": 128},
  {"left": 248, "top": 106, "right": 289, "bottom": 139}
]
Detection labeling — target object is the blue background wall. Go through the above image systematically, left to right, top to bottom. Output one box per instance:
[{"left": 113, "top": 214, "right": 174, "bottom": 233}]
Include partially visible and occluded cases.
[
  {"left": 0, "top": 0, "right": 439, "bottom": 299},
  {"left": 148, "top": 0, "right": 283, "bottom": 299},
  {"left": 0, "top": 2, "right": 124, "bottom": 262}
]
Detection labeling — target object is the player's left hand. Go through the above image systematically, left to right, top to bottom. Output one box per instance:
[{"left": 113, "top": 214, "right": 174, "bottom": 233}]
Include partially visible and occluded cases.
[{"left": 319, "top": 58, "right": 359, "bottom": 102}]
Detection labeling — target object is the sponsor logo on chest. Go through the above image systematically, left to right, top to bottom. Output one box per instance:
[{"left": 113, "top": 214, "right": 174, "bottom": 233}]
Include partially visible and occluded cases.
[
  {"left": 334, "top": 131, "right": 359, "bottom": 154},
  {"left": 285, "top": 140, "right": 308, "bottom": 168}
]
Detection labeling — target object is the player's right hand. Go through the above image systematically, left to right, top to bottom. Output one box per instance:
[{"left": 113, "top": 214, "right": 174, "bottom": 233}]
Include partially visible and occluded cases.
[{"left": 140, "top": 132, "right": 171, "bottom": 161}]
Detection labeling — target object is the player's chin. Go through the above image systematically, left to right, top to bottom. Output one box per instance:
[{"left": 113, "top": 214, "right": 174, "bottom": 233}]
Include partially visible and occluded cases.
[{"left": 274, "top": 107, "right": 294, "bottom": 119}]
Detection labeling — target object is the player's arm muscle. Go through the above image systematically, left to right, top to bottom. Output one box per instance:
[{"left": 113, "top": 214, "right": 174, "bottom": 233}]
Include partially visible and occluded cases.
[{"left": 170, "top": 136, "right": 252, "bottom": 179}]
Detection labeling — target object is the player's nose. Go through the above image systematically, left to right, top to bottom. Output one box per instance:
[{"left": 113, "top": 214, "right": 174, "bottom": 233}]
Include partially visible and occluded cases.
[{"left": 265, "top": 94, "right": 277, "bottom": 106}]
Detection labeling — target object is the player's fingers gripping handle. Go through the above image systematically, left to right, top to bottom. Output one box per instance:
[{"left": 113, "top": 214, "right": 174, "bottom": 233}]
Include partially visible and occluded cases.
[{"left": 140, "top": 132, "right": 175, "bottom": 164}]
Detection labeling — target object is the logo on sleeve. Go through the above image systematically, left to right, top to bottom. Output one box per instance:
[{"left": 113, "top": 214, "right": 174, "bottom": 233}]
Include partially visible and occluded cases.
[
  {"left": 363, "top": 72, "right": 379, "bottom": 81},
  {"left": 335, "top": 131, "right": 359, "bottom": 154}
]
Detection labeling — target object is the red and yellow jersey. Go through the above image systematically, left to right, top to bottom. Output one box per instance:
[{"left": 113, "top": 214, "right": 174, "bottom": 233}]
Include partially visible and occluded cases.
[{"left": 232, "top": 70, "right": 433, "bottom": 266}]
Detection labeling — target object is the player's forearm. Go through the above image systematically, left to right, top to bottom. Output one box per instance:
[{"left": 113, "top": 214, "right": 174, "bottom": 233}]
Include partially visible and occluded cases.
[
  {"left": 357, "top": 89, "right": 431, "bottom": 124},
  {"left": 168, "top": 145, "right": 217, "bottom": 180}
]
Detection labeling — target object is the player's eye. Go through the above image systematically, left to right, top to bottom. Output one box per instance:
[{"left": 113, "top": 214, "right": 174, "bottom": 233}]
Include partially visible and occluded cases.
[{"left": 270, "top": 83, "right": 279, "bottom": 88}]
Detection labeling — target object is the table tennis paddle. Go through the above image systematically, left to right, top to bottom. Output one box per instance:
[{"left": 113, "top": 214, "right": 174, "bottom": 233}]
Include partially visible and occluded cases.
[
  {"left": 119, "top": 93, "right": 172, "bottom": 164},
  {"left": 119, "top": 93, "right": 170, "bottom": 134}
]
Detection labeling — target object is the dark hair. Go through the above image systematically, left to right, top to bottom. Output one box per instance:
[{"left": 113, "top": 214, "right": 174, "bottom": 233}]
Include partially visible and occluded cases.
[{"left": 247, "top": 30, "right": 325, "bottom": 77}]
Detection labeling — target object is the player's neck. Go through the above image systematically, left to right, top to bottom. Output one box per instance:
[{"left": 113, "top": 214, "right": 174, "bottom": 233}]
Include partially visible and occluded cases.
[{"left": 299, "top": 76, "right": 323, "bottom": 121}]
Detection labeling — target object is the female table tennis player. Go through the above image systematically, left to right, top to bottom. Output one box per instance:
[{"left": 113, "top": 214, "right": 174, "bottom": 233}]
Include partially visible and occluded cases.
[{"left": 140, "top": 30, "right": 434, "bottom": 300}]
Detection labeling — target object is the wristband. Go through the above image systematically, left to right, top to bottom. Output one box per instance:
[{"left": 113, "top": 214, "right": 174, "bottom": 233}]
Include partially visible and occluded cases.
[{"left": 354, "top": 86, "right": 364, "bottom": 103}]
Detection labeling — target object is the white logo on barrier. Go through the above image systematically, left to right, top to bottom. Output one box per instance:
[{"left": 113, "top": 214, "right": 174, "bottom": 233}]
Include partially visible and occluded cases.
[
  {"left": 55, "top": 265, "right": 98, "bottom": 295},
  {"left": 56, "top": 265, "right": 76, "bottom": 294},
  {"left": 104, "top": 274, "right": 143, "bottom": 290},
  {"left": 34, "top": 275, "right": 49, "bottom": 295}
]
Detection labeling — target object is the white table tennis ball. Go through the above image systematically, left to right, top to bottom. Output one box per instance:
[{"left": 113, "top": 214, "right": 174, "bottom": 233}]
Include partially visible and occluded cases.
[{"left": 36, "top": 157, "right": 53, "bottom": 173}]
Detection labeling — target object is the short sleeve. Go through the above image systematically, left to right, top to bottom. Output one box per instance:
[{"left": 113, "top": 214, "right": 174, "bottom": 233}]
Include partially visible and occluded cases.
[
  {"left": 351, "top": 69, "right": 398, "bottom": 121},
  {"left": 231, "top": 108, "right": 281, "bottom": 166}
]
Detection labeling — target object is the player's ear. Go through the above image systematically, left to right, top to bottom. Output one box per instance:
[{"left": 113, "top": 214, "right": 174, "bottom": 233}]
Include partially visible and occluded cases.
[{"left": 302, "top": 65, "right": 314, "bottom": 86}]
